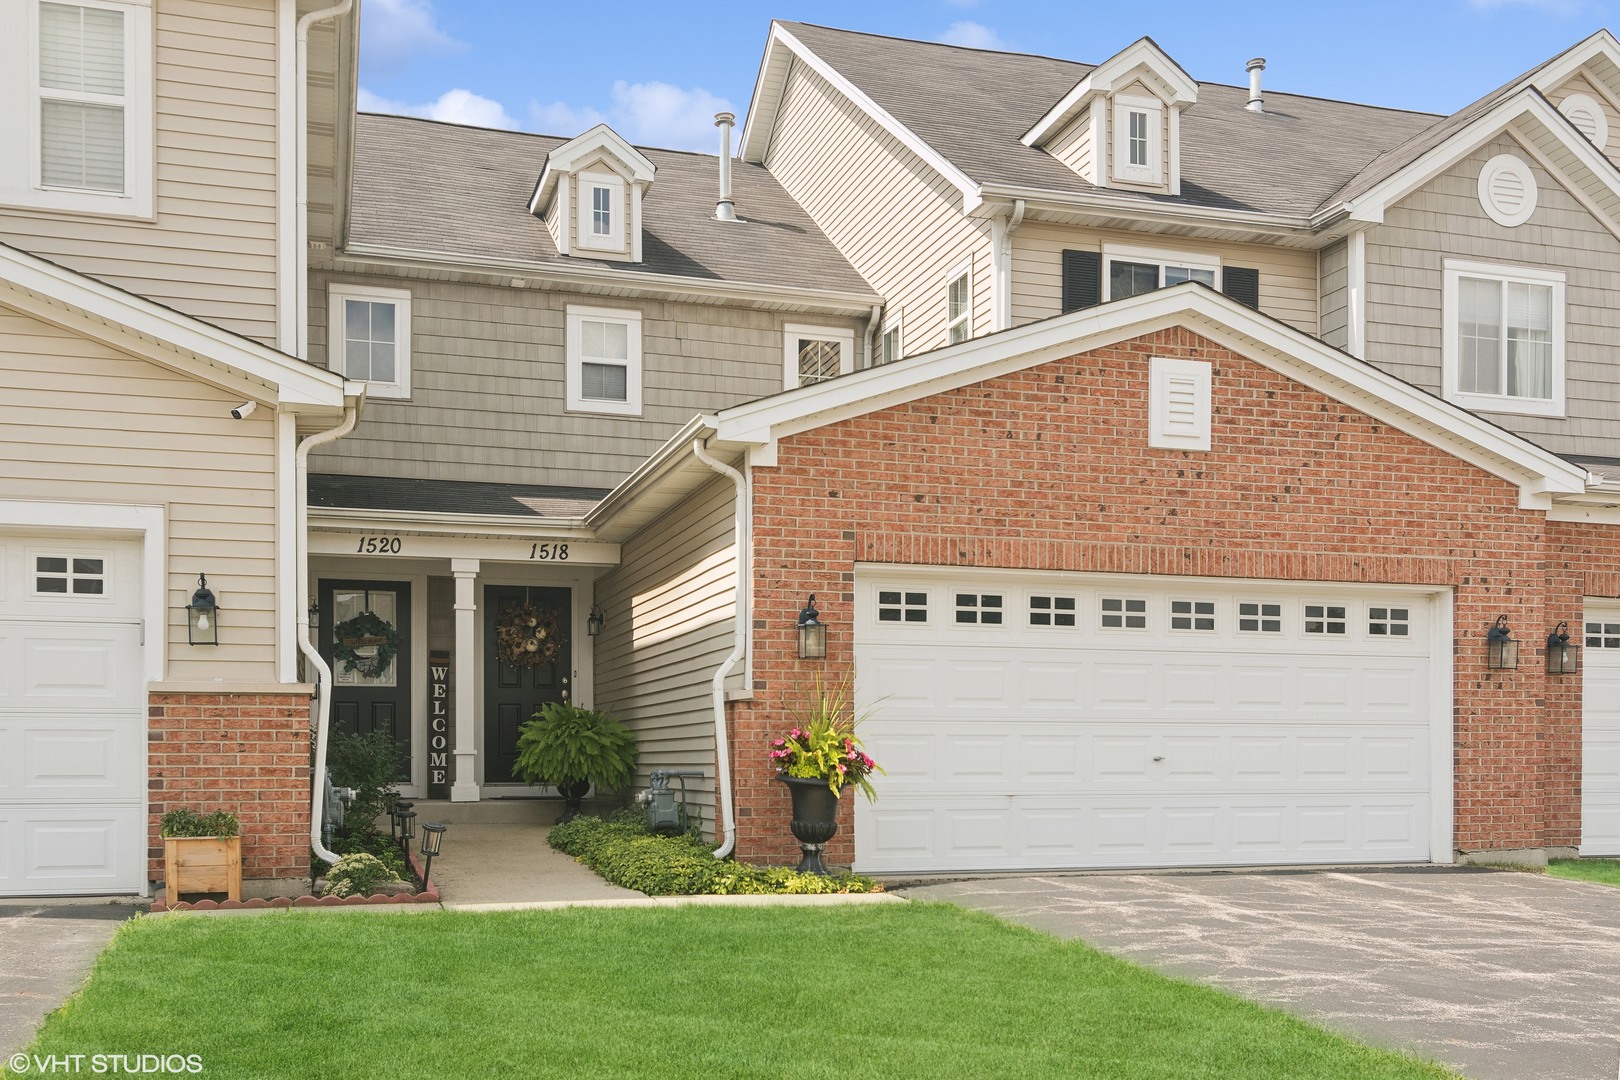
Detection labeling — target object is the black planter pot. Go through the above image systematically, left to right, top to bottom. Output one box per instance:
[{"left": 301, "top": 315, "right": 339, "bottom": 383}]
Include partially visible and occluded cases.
[
  {"left": 779, "top": 774, "right": 846, "bottom": 875},
  {"left": 556, "top": 779, "right": 590, "bottom": 823}
]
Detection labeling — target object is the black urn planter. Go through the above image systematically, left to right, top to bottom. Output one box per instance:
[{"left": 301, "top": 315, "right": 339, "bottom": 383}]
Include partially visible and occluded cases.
[
  {"left": 779, "top": 774, "right": 846, "bottom": 875},
  {"left": 556, "top": 779, "right": 591, "bottom": 823}
]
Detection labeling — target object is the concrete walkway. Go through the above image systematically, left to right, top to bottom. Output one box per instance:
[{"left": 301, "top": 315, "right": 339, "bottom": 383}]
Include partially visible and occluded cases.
[
  {"left": 427, "top": 823, "right": 641, "bottom": 905},
  {"left": 904, "top": 868, "right": 1620, "bottom": 1080},
  {"left": 0, "top": 901, "right": 141, "bottom": 1057}
]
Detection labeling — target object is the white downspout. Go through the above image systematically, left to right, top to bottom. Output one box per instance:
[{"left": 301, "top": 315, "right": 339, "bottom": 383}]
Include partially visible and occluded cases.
[
  {"left": 296, "top": 0, "right": 354, "bottom": 358},
  {"left": 994, "top": 198, "right": 1026, "bottom": 332},
  {"left": 863, "top": 303, "right": 883, "bottom": 368},
  {"left": 299, "top": 398, "right": 360, "bottom": 863},
  {"left": 692, "top": 436, "right": 746, "bottom": 859}
]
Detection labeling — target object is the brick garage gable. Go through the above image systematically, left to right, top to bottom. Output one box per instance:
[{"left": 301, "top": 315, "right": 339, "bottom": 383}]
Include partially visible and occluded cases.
[{"left": 731, "top": 326, "right": 1579, "bottom": 866}]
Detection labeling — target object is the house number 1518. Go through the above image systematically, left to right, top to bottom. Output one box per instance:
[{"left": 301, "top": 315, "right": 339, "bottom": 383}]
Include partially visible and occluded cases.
[{"left": 529, "top": 543, "right": 569, "bottom": 561}]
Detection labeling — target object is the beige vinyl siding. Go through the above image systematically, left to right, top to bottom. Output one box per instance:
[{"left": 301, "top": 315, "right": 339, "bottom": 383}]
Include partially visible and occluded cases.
[
  {"left": 0, "top": 0, "right": 280, "bottom": 344},
  {"left": 765, "top": 61, "right": 993, "bottom": 353},
  {"left": 1547, "top": 71, "right": 1620, "bottom": 169},
  {"left": 1048, "top": 109, "right": 1094, "bottom": 180},
  {"left": 1364, "top": 132, "right": 1620, "bottom": 455},
  {"left": 1010, "top": 222, "right": 1320, "bottom": 333},
  {"left": 1319, "top": 239, "right": 1349, "bottom": 349},
  {"left": 309, "top": 272, "right": 858, "bottom": 489},
  {"left": 0, "top": 303, "right": 279, "bottom": 680},
  {"left": 592, "top": 477, "right": 736, "bottom": 834}
]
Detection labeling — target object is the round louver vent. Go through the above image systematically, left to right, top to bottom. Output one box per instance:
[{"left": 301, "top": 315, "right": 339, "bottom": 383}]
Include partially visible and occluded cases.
[
  {"left": 1558, "top": 92, "right": 1609, "bottom": 150},
  {"left": 1478, "top": 154, "right": 1537, "bottom": 228}
]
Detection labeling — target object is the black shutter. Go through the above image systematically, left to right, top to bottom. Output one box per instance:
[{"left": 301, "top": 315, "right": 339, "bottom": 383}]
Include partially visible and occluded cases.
[
  {"left": 1061, "top": 249, "right": 1102, "bottom": 313},
  {"left": 1222, "top": 266, "right": 1260, "bottom": 309}
]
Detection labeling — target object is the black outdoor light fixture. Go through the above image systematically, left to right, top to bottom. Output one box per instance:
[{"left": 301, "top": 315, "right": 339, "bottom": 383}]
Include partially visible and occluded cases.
[
  {"left": 186, "top": 573, "right": 219, "bottom": 646},
  {"left": 796, "top": 594, "right": 827, "bottom": 660},
  {"left": 586, "top": 603, "right": 605, "bottom": 637},
  {"left": 1487, "top": 615, "right": 1520, "bottom": 671},
  {"left": 1546, "top": 621, "right": 1580, "bottom": 676},
  {"left": 391, "top": 799, "right": 415, "bottom": 848},
  {"left": 397, "top": 809, "right": 417, "bottom": 853},
  {"left": 419, "top": 822, "right": 447, "bottom": 887}
]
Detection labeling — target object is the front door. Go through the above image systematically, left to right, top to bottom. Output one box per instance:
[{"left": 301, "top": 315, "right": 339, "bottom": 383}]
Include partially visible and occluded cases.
[
  {"left": 320, "top": 579, "right": 411, "bottom": 784},
  {"left": 484, "top": 584, "right": 572, "bottom": 785}
]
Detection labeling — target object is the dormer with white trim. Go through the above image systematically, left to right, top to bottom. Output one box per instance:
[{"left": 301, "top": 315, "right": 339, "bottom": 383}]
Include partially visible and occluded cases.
[
  {"left": 1021, "top": 37, "right": 1197, "bottom": 195},
  {"left": 529, "top": 124, "right": 656, "bottom": 264}
]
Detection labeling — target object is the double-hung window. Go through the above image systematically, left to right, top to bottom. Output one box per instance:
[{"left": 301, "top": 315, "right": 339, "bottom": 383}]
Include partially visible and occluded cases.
[
  {"left": 2, "top": 0, "right": 153, "bottom": 215},
  {"left": 1104, "top": 245, "right": 1219, "bottom": 301},
  {"left": 1442, "top": 260, "right": 1565, "bottom": 417},
  {"left": 946, "top": 263, "right": 971, "bottom": 345},
  {"left": 329, "top": 285, "right": 412, "bottom": 398},
  {"left": 567, "top": 305, "right": 642, "bottom": 415},
  {"left": 784, "top": 324, "right": 855, "bottom": 388}
]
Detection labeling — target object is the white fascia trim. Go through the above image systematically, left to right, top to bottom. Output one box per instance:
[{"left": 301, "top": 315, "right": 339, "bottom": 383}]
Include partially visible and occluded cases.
[
  {"left": 745, "top": 23, "right": 981, "bottom": 211},
  {"left": 1526, "top": 29, "right": 1620, "bottom": 97},
  {"left": 1022, "top": 37, "right": 1199, "bottom": 146},
  {"left": 975, "top": 185, "right": 1315, "bottom": 238},
  {"left": 0, "top": 243, "right": 344, "bottom": 407},
  {"left": 335, "top": 244, "right": 883, "bottom": 314},
  {"left": 714, "top": 283, "right": 1586, "bottom": 502},
  {"left": 275, "top": 410, "right": 298, "bottom": 682},
  {"left": 585, "top": 414, "right": 720, "bottom": 533},
  {"left": 1, "top": 500, "right": 166, "bottom": 683},
  {"left": 309, "top": 508, "right": 598, "bottom": 536}
]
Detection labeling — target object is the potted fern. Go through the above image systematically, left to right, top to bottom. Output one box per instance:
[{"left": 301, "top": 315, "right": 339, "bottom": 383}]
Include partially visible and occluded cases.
[
  {"left": 512, "top": 702, "right": 638, "bottom": 822},
  {"left": 160, "top": 807, "right": 242, "bottom": 903}
]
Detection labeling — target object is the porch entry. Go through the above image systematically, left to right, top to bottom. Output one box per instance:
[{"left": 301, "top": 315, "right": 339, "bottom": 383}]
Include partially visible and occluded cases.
[
  {"left": 319, "top": 579, "right": 411, "bottom": 783},
  {"left": 484, "top": 584, "right": 572, "bottom": 785}
]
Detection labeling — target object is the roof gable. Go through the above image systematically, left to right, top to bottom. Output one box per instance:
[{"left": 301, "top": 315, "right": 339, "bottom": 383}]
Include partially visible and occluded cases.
[
  {"left": 1023, "top": 36, "right": 1198, "bottom": 147},
  {"left": 530, "top": 124, "right": 657, "bottom": 215}
]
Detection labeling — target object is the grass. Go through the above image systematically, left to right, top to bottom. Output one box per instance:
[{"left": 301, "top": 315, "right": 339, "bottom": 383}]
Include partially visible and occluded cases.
[
  {"left": 1548, "top": 857, "right": 1620, "bottom": 887},
  {"left": 11, "top": 904, "right": 1454, "bottom": 1080}
]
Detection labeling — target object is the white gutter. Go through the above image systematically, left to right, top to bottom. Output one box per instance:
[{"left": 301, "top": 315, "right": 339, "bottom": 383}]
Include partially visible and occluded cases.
[
  {"left": 296, "top": 0, "right": 355, "bottom": 358},
  {"left": 298, "top": 396, "right": 361, "bottom": 863},
  {"left": 691, "top": 437, "right": 746, "bottom": 859}
]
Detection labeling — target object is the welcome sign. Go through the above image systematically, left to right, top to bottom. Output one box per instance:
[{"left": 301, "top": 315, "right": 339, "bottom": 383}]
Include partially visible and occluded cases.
[{"left": 428, "top": 650, "right": 451, "bottom": 799}]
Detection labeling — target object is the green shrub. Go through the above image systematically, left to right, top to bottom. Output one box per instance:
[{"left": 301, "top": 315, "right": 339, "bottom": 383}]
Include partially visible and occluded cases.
[
  {"left": 512, "top": 703, "right": 638, "bottom": 790},
  {"left": 328, "top": 729, "right": 405, "bottom": 831},
  {"left": 160, "top": 808, "right": 239, "bottom": 838},
  {"left": 549, "top": 815, "right": 879, "bottom": 896},
  {"left": 318, "top": 829, "right": 408, "bottom": 880},
  {"left": 324, "top": 852, "right": 401, "bottom": 898}
]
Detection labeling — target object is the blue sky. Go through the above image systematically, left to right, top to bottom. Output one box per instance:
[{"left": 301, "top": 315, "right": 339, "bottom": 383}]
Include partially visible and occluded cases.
[{"left": 357, "top": 0, "right": 1615, "bottom": 152}]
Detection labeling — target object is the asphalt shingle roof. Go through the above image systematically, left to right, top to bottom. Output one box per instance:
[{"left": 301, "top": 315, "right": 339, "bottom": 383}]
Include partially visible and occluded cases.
[
  {"left": 347, "top": 113, "right": 875, "bottom": 297},
  {"left": 309, "top": 473, "right": 608, "bottom": 519}
]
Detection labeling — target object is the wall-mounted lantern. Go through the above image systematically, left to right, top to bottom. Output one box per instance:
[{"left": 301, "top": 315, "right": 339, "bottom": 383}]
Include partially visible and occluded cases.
[
  {"left": 187, "top": 573, "right": 220, "bottom": 646},
  {"left": 797, "top": 594, "right": 827, "bottom": 660},
  {"left": 308, "top": 600, "right": 319, "bottom": 630},
  {"left": 587, "top": 604, "right": 605, "bottom": 637},
  {"left": 1486, "top": 615, "right": 1519, "bottom": 671},
  {"left": 1546, "top": 622, "right": 1580, "bottom": 676}
]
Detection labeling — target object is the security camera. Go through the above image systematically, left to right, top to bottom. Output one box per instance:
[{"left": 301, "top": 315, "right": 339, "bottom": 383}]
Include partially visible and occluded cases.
[{"left": 231, "top": 401, "right": 257, "bottom": 420}]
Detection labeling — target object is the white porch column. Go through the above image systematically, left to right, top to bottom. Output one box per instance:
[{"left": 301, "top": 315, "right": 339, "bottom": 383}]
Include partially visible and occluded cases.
[{"left": 450, "top": 558, "right": 481, "bottom": 802}]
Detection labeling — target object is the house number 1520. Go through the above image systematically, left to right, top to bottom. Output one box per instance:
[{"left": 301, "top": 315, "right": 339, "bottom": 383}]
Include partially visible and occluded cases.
[
  {"left": 355, "top": 536, "right": 403, "bottom": 554},
  {"left": 529, "top": 543, "right": 569, "bottom": 561}
]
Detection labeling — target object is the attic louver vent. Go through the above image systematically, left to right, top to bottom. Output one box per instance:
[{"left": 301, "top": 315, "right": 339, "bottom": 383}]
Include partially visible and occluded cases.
[
  {"left": 1558, "top": 93, "right": 1609, "bottom": 150},
  {"left": 1477, "top": 154, "right": 1537, "bottom": 228},
  {"left": 1061, "top": 250, "right": 1102, "bottom": 312},
  {"left": 1148, "top": 357, "right": 1211, "bottom": 451}
]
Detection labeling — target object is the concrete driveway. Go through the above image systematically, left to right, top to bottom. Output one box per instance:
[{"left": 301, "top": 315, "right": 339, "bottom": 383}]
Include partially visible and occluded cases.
[
  {"left": 904, "top": 869, "right": 1620, "bottom": 1080},
  {"left": 0, "top": 902, "right": 138, "bottom": 1057}
]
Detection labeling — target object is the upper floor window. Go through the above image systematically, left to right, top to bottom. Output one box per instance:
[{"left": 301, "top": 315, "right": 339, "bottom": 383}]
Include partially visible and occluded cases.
[
  {"left": 0, "top": 0, "right": 153, "bottom": 216},
  {"left": 1112, "top": 94, "right": 1163, "bottom": 185},
  {"left": 576, "top": 171, "right": 625, "bottom": 251},
  {"left": 1104, "top": 244, "right": 1219, "bottom": 302},
  {"left": 1442, "top": 260, "right": 1565, "bottom": 418},
  {"left": 946, "top": 262, "right": 971, "bottom": 345},
  {"left": 328, "top": 285, "right": 412, "bottom": 399},
  {"left": 567, "top": 305, "right": 643, "bottom": 415},
  {"left": 880, "top": 319, "right": 902, "bottom": 365},
  {"left": 784, "top": 324, "right": 855, "bottom": 388}
]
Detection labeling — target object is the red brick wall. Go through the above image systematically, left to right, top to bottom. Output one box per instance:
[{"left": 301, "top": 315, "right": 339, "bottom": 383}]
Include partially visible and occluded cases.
[
  {"left": 732, "top": 327, "right": 1588, "bottom": 866},
  {"left": 147, "top": 692, "right": 312, "bottom": 883}
]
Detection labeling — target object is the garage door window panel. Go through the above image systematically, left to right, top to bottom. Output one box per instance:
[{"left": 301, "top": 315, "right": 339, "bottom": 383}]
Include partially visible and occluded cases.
[
  {"left": 33, "top": 553, "right": 105, "bottom": 596},
  {"left": 877, "top": 591, "right": 928, "bottom": 624},
  {"left": 955, "top": 594, "right": 1003, "bottom": 625},
  {"left": 1029, "top": 595, "right": 1077, "bottom": 627},
  {"left": 1100, "top": 597, "right": 1148, "bottom": 630},
  {"left": 1170, "top": 599, "right": 1216, "bottom": 632},
  {"left": 1238, "top": 602, "right": 1282, "bottom": 633},
  {"left": 1304, "top": 604, "right": 1347, "bottom": 635},
  {"left": 1368, "top": 607, "right": 1410, "bottom": 637},
  {"left": 1586, "top": 622, "right": 1620, "bottom": 649}
]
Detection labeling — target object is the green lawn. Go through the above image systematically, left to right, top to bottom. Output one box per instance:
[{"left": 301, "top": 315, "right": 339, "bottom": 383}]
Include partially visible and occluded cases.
[
  {"left": 1548, "top": 857, "right": 1620, "bottom": 887},
  {"left": 12, "top": 904, "right": 1454, "bottom": 1080}
]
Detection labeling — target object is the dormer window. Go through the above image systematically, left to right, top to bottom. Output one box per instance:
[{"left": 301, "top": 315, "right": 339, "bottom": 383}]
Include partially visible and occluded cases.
[
  {"left": 1112, "top": 94, "right": 1163, "bottom": 185},
  {"left": 577, "top": 171, "right": 624, "bottom": 251}
]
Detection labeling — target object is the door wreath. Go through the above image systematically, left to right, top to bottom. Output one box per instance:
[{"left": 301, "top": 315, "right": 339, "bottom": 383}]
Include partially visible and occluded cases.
[
  {"left": 495, "top": 602, "right": 566, "bottom": 667},
  {"left": 331, "top": 610, "right": 400, "bottom": 679}
]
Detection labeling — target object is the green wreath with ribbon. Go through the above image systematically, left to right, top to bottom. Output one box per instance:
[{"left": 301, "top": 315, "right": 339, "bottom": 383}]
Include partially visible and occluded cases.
[
  {"left": 495, "top": 602, "right": 566, "bottom": 668},
  {"left": 331, "top": 610, "right": 401, "bottom": 679}
]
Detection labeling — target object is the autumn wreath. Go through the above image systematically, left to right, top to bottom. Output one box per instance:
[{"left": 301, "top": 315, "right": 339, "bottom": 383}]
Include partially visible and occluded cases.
[
  {"left": 495, "top": 602, "right": 566, "bottom": 668},
  {"left": 331, "top": 610, "right": 400, "bottom": 679}
]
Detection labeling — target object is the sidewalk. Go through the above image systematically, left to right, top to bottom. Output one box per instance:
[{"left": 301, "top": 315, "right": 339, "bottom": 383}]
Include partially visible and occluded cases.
[
  {"left": 426, "top": 824, "right": 642, "bottom": 905},
  {"left": 0, "top": 901, "right": 141, "bottom": 1057}
]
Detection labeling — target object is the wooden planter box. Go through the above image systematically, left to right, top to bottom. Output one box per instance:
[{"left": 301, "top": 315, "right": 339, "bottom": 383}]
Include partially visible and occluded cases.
[{"left": 163, "top": 835, "right": 242, "bottom": 903}]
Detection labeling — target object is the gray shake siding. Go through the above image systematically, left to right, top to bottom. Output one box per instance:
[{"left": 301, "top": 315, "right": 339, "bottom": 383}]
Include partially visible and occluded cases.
[
  {"left": 1364, "top": 133, "right": 1620, "bottom": 457},
  {"left": 1318, "top": 239, "right": 1349, "bottom": 351},
  {"left": 308, "top": 270, "right": 863, "bottom": 490},
  {"left": 592, "top": 476, "right": 738, "bottom": 834}
]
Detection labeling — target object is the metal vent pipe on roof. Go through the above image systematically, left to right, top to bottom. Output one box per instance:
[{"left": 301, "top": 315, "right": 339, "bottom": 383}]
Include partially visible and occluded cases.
[
  {"left": 1246, "top": 58, "right": 1266, "bottom": 113},
  {"left": 714, "top": 112, "right": 737, "bottom": 221}
]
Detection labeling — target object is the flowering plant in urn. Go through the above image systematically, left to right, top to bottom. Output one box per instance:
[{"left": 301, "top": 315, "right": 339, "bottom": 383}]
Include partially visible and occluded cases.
[{"left": 770, "top": 674, "right": 883, "bottom": 802}]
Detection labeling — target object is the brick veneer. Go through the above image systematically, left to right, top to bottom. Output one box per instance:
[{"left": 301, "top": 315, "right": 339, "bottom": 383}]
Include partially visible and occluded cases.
[
  {"left": 729, "top": 326, "right": 1595, "bottom": 867},
  {"left": 147, "top": 692, "right": 312, "bottom": 884}
]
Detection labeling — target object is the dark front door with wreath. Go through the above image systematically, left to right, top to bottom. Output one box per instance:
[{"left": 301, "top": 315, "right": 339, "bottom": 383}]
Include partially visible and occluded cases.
[
  {"left": 319, "top": 579, "right": 411, "bottom": 784},
  {"left": 484, "top": 584, "right": 571, "bottom": 786}
]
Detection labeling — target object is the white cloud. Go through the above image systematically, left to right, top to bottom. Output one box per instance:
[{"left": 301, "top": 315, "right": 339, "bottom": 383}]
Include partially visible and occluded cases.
[
  {"left": 360, "top": 0, "right": 465, "bottom": 76},
  {"left": 939, "top": 20, "right": 1009, "bottom": 50},
  {"left": 528, "top": 81, "right": 736, "bottom": 152},
  {"left": 358, "top": 86, "right": 518, "bottom": 130}
]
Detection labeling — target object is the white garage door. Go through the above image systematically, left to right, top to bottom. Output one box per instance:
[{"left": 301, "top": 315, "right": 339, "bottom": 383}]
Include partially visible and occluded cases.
[
  {"left": 0, "top": 535, "right": 145, "bottom": 895},
  {"left": 854, "top": 569, "right": 1444, "bottom": 874},
  {"left": 1582, "top": 604, "right": 1620, "bottom": 856}
]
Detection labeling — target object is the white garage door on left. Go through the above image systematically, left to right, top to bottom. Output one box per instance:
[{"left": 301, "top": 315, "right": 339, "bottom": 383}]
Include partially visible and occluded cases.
[{"left": 0, "top": 535, "right": 145, "bottom": 895}]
